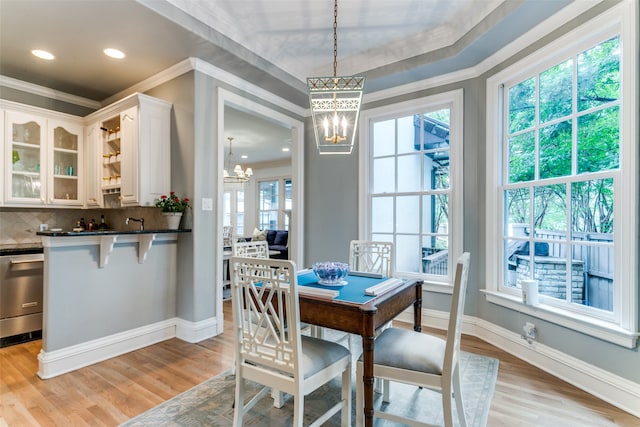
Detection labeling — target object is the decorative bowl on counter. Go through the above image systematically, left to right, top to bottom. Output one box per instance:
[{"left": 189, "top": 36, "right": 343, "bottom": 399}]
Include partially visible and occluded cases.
[{"left": 312, "top": 261, "right": 349, "bottom": 285}]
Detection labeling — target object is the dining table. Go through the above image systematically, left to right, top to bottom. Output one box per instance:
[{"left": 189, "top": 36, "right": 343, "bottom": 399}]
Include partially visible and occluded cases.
[{"left": 295, "top": 271, "right": 423, "bottom": 427}]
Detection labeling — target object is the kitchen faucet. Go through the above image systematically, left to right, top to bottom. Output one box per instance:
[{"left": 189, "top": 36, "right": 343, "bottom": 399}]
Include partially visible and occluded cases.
[{"left": 125, "top": 217, "right": 144, "bottom": 231}]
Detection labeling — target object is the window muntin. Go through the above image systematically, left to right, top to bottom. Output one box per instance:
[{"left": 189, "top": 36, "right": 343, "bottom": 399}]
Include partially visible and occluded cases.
[{"left": 501, "top": 36, "right": 620, "bottom": 316}]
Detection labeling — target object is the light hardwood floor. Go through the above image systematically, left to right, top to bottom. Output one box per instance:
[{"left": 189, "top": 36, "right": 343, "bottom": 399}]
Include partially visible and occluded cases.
[{"left": 1, "top": 301, "right": 638, "bottom": 427}]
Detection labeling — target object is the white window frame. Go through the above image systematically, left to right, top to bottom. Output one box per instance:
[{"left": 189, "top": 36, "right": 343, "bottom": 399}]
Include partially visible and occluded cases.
[
  {"left": 484, "top": 1, "right": 638, "bottom": 348},
  {"left": 359, "top": 89, "right": 464, "bottom": 292},
  {"left": 257, "top": 177, "right": 291, "bottom": 230},
  {"left": 223, "top": 188, "right": 245, "bottom": 237}
]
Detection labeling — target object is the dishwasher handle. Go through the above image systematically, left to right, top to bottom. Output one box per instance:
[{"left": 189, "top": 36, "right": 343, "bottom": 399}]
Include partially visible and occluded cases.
[{"left": 10, "top": 255, "right": 45, "bottom": 264}]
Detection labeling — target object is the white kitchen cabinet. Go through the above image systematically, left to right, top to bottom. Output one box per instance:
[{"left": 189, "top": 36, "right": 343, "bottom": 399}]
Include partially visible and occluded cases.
[
  {"left": 85, "top": 93, "right": 171, "bottom": 207},
  {"left": 2, "top": 104, "right": 83, "bottom": 207},
  {"left": 48, "top": 119, "right": 83, "bottom": 206},
  {"left": 84, "top": 122, "right": 102, "bottom": 207}
]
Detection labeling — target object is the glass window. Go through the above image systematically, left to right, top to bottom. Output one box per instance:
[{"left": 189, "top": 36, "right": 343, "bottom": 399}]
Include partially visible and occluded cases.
[
  {"left": 486, "top": 6, "right": 637, "bottom": 344},
  {"left": 483, "top": 13, "right": 640, "bottom": 344},
  {"left": 502, "top": 36, "right": 620, "bottom": 314},
  {"left": 364, "top": 91, "right": 463, "bottom": 282},
  {"left": 258, "top": 178, "right": 291, "bottom": 230},
  {"left": 223, "top": 189, "right": 244, "bottom": 236}
]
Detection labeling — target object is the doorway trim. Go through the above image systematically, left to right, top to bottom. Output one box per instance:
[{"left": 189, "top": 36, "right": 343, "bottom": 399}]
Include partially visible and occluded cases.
[{"left": 216, "top": 87, "right": 304, "bottom": 289}]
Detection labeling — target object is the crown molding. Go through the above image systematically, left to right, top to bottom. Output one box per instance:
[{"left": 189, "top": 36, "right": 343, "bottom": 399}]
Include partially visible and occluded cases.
[
  {"left": 364, "top": 0, "right": 603, "bottom": 104},
  {"left": 100, "top": 58, "right": 194, "bottom": 106},
  {"left": 191, "top": 58, "right": 307, "bottom": 118},
  {"left": 0, "top": 75, "right": 101, "bottom": 109}
]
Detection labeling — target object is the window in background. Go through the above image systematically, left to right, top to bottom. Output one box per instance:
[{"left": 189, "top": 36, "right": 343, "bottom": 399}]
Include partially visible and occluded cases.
[
  {"left": 486, "top": 2, "right": 638, "bottom": 345},
  {"left": 502, "top": 36, "right": 620, "bottom": 316},
  {"left": 363, "top": 90, "right": 463, "bottom": 284},
  {"left": 258, "top": 178, "right": 291, "bottom": 230},
  {"left": 259, "top": 180, "right": 279, "bottom": 230},
  {"left": 223, "top": 189, "right": 245, "bottom": 237},
  {"left": 235, "top": 190, "right": 245, "bottom": 236},
  {"left": 223, "top": 191, "right": 231, "bottom": 228}
]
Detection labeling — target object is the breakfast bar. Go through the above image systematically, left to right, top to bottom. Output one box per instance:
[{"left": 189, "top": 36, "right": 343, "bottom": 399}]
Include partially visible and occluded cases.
[{"left": 36, "top": 229, "right": 190, "bottom": 379}]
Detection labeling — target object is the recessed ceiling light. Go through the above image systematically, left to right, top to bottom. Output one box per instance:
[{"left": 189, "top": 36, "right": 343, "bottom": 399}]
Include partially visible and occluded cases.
[
  {"left": 104, "top": 48, "right": 125, "bottom": 59},
  {"left": 31, "top": 49, "right": 55, "bottom": 60},
  {"left": 282, "top": 147, "right": 290, "bottom": 152},
  {"left": 241, "top": 155, "right": 248, "bottom": 159}
]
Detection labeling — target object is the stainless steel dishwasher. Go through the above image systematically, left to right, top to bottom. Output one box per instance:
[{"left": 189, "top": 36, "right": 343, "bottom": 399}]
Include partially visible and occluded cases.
[{"left": 0, "top": 248, "right": 44, "bottom": 346}]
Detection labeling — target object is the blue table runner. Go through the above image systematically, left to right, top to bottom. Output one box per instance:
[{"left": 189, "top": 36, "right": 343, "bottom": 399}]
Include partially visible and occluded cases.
[{"left": 297, "top": 271, "right": 390, "bottom": 304}]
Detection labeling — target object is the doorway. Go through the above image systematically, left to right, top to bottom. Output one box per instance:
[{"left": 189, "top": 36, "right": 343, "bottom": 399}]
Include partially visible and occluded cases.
[{"left": 216, "top": 88, "right": 304, "bottom": 317}]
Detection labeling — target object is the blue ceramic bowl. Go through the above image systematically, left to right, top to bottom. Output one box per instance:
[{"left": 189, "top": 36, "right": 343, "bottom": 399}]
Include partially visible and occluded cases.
[{"left": 313, "top": 261, "right": 349, "bottom": 285}]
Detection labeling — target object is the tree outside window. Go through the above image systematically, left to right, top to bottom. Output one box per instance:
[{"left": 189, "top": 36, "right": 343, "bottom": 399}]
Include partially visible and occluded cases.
[{"left": 504, "top": 36, "right": 619, "bottom": 311}]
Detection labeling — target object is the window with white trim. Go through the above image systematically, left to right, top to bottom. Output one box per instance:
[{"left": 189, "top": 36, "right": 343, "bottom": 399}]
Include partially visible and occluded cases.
[
  {"left": 485, "top": 3, "right": 638, "bottom": 346},
  {"left": 360, "top": 90, "right": 463, "bottom": 285},
  {"left": 258, "top": 178, "right": 291, "bottom": 230},
  {"left": 223, "top": 189, "right": 245, "bottom": 236}
]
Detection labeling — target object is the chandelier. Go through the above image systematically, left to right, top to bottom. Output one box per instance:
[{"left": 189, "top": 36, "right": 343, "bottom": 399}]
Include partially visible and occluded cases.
[
  {"left": 307, "top": 0, "right": 365, "bottom": 154},
  {"left": 223, "top": 137, "right": 253, "bottom": 184}
]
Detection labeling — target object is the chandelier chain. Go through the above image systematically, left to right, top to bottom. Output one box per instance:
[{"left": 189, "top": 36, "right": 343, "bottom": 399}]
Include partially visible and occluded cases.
[{"left": 333, "top": 0, "right": 338, "bottom": 78}]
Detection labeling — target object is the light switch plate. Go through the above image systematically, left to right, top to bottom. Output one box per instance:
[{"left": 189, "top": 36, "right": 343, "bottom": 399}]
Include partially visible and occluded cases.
[{"left": 202, "top": 198, "right": 213, "bottom": 211}]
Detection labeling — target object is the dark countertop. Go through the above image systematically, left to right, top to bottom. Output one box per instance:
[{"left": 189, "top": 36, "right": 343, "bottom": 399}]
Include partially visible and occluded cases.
[{"left": 36, "top": 229, "right": 192, "bottom": 237}]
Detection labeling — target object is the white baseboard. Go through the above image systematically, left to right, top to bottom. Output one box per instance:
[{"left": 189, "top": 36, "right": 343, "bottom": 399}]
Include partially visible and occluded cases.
[
  {"left": 395, "top": 309, "right": 640, "bottom": 418},
  {"left": 37, "top": 316, "right": 220, "bottom": 379},
  {"left": 175, "top": 316, "right": 220, "bottom": 343}
]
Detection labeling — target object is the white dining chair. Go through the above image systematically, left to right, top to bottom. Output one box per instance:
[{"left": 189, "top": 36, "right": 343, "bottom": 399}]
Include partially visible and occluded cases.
[
  {"left": 232, "top": 239, "right": 269, "bottom": 258},
  {"left": 348, "top": 240, "right": 394, "bottom": 392},
  {"left": 349, "top": 240, "right": 394, "bottom": 277},
  {"left": 345, "top": 241, "right": 394, "bottom": 349},
  {"left": 355, "top": 252, "right": 471, "bottom": 427},
  {"left": 230, "top": 256, "right": 352, "bottom": 427}
]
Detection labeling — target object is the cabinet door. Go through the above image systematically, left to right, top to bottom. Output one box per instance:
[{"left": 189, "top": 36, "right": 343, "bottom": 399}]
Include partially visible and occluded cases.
[
  {"left": 119, "top": 106, "right": 139, "bottom": 205},
  {"left": 4, "top": 111, "right": 46, "bottom": 205},
  {"left": 48, "top": 119, "right": 83, "bottom": 206},
  {"left": 84, "top": 123, "right": 102, "bottom": 207}
]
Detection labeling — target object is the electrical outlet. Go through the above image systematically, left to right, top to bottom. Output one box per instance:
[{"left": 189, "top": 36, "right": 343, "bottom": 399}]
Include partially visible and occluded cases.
[{"left": 523, "top": 322, "right": 537, "bottom": 341}]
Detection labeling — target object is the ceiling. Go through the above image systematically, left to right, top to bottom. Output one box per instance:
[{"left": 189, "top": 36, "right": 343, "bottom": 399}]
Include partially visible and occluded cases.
[{"left": 0, "top": 0, "right": 576, "bottom": 163}]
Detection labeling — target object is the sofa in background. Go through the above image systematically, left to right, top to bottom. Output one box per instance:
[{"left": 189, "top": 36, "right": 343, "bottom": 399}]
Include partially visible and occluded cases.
[{"left": 239, "top": 229, "right": 288, "bottom": 259}]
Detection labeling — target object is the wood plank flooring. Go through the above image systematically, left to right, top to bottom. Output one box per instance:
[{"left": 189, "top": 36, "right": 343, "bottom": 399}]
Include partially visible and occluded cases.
[{"left": 1, "top": 300, "right": 638, "bottom": 427}]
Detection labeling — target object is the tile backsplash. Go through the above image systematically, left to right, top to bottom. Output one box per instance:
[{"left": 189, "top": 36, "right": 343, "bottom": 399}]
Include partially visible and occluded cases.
[{"left": 0, "top": 207, "right": 189, "bottom": 246}]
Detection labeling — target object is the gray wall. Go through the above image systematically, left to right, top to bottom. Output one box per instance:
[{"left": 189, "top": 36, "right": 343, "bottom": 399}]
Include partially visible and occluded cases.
[{"left": 303, "top": 115, "right": 359, "bottom": 266}]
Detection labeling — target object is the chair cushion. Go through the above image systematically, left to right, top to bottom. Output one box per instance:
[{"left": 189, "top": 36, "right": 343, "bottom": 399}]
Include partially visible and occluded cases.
[
  {"left": 266, "top": 230, "right": 278, "bottom": 245},
  {"left": 274, "top": 230, "right": 288, "bottom": 246},
  {"left": 368, "top": 327, "right": 446, "bottom": 374},
  {"left": 301, "top": 335, "right": 350, "bottom": 379}
]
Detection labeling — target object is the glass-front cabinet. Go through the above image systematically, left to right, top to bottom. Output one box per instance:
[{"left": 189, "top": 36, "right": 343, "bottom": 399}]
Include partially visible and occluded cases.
[
  {"left": 3, "top": 108, "right": 83, "bottom": 206},
  {"left": 5, "top": 111, "right": 46, "bottom": 204},
  {"left": 49, "top": 119, "right": 82, "bottom": 205}
]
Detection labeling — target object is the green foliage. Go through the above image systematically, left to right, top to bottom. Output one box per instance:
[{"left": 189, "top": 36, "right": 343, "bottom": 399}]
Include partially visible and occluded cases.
[
  {"left": 506, "top": 36, "right": 619, "bottom": 234},
  {"left": 155, "top": 191, "right": 191, "bottom": 213}
]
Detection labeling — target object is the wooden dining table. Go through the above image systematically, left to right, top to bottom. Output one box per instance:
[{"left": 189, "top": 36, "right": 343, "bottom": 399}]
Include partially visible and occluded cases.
[{"left": 297, "top": 275, "right": 423, "bottom": 427}]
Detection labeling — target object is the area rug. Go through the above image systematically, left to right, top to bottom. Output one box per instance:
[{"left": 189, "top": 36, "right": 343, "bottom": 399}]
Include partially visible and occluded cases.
[{"left": 120, "top": 351, "right": 498, "bottom": 427}]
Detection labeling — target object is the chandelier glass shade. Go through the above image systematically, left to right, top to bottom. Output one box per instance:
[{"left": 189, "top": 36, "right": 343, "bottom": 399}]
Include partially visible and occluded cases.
[
  {"left": 307, "top": 0, "right": 365, "bottom": 154},
  {"left": 224, "top": 137, "right": 252, "bottom": 184}
]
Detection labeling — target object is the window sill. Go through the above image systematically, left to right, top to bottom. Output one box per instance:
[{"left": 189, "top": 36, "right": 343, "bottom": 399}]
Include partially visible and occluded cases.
[{"left": 481, "top": 290, "right": 639, "bottom": 348}]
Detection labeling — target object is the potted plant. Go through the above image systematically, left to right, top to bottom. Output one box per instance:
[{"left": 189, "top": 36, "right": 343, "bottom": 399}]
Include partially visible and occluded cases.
[{"left": 155, "top": 191, "right": 191, "bottom": 229}]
